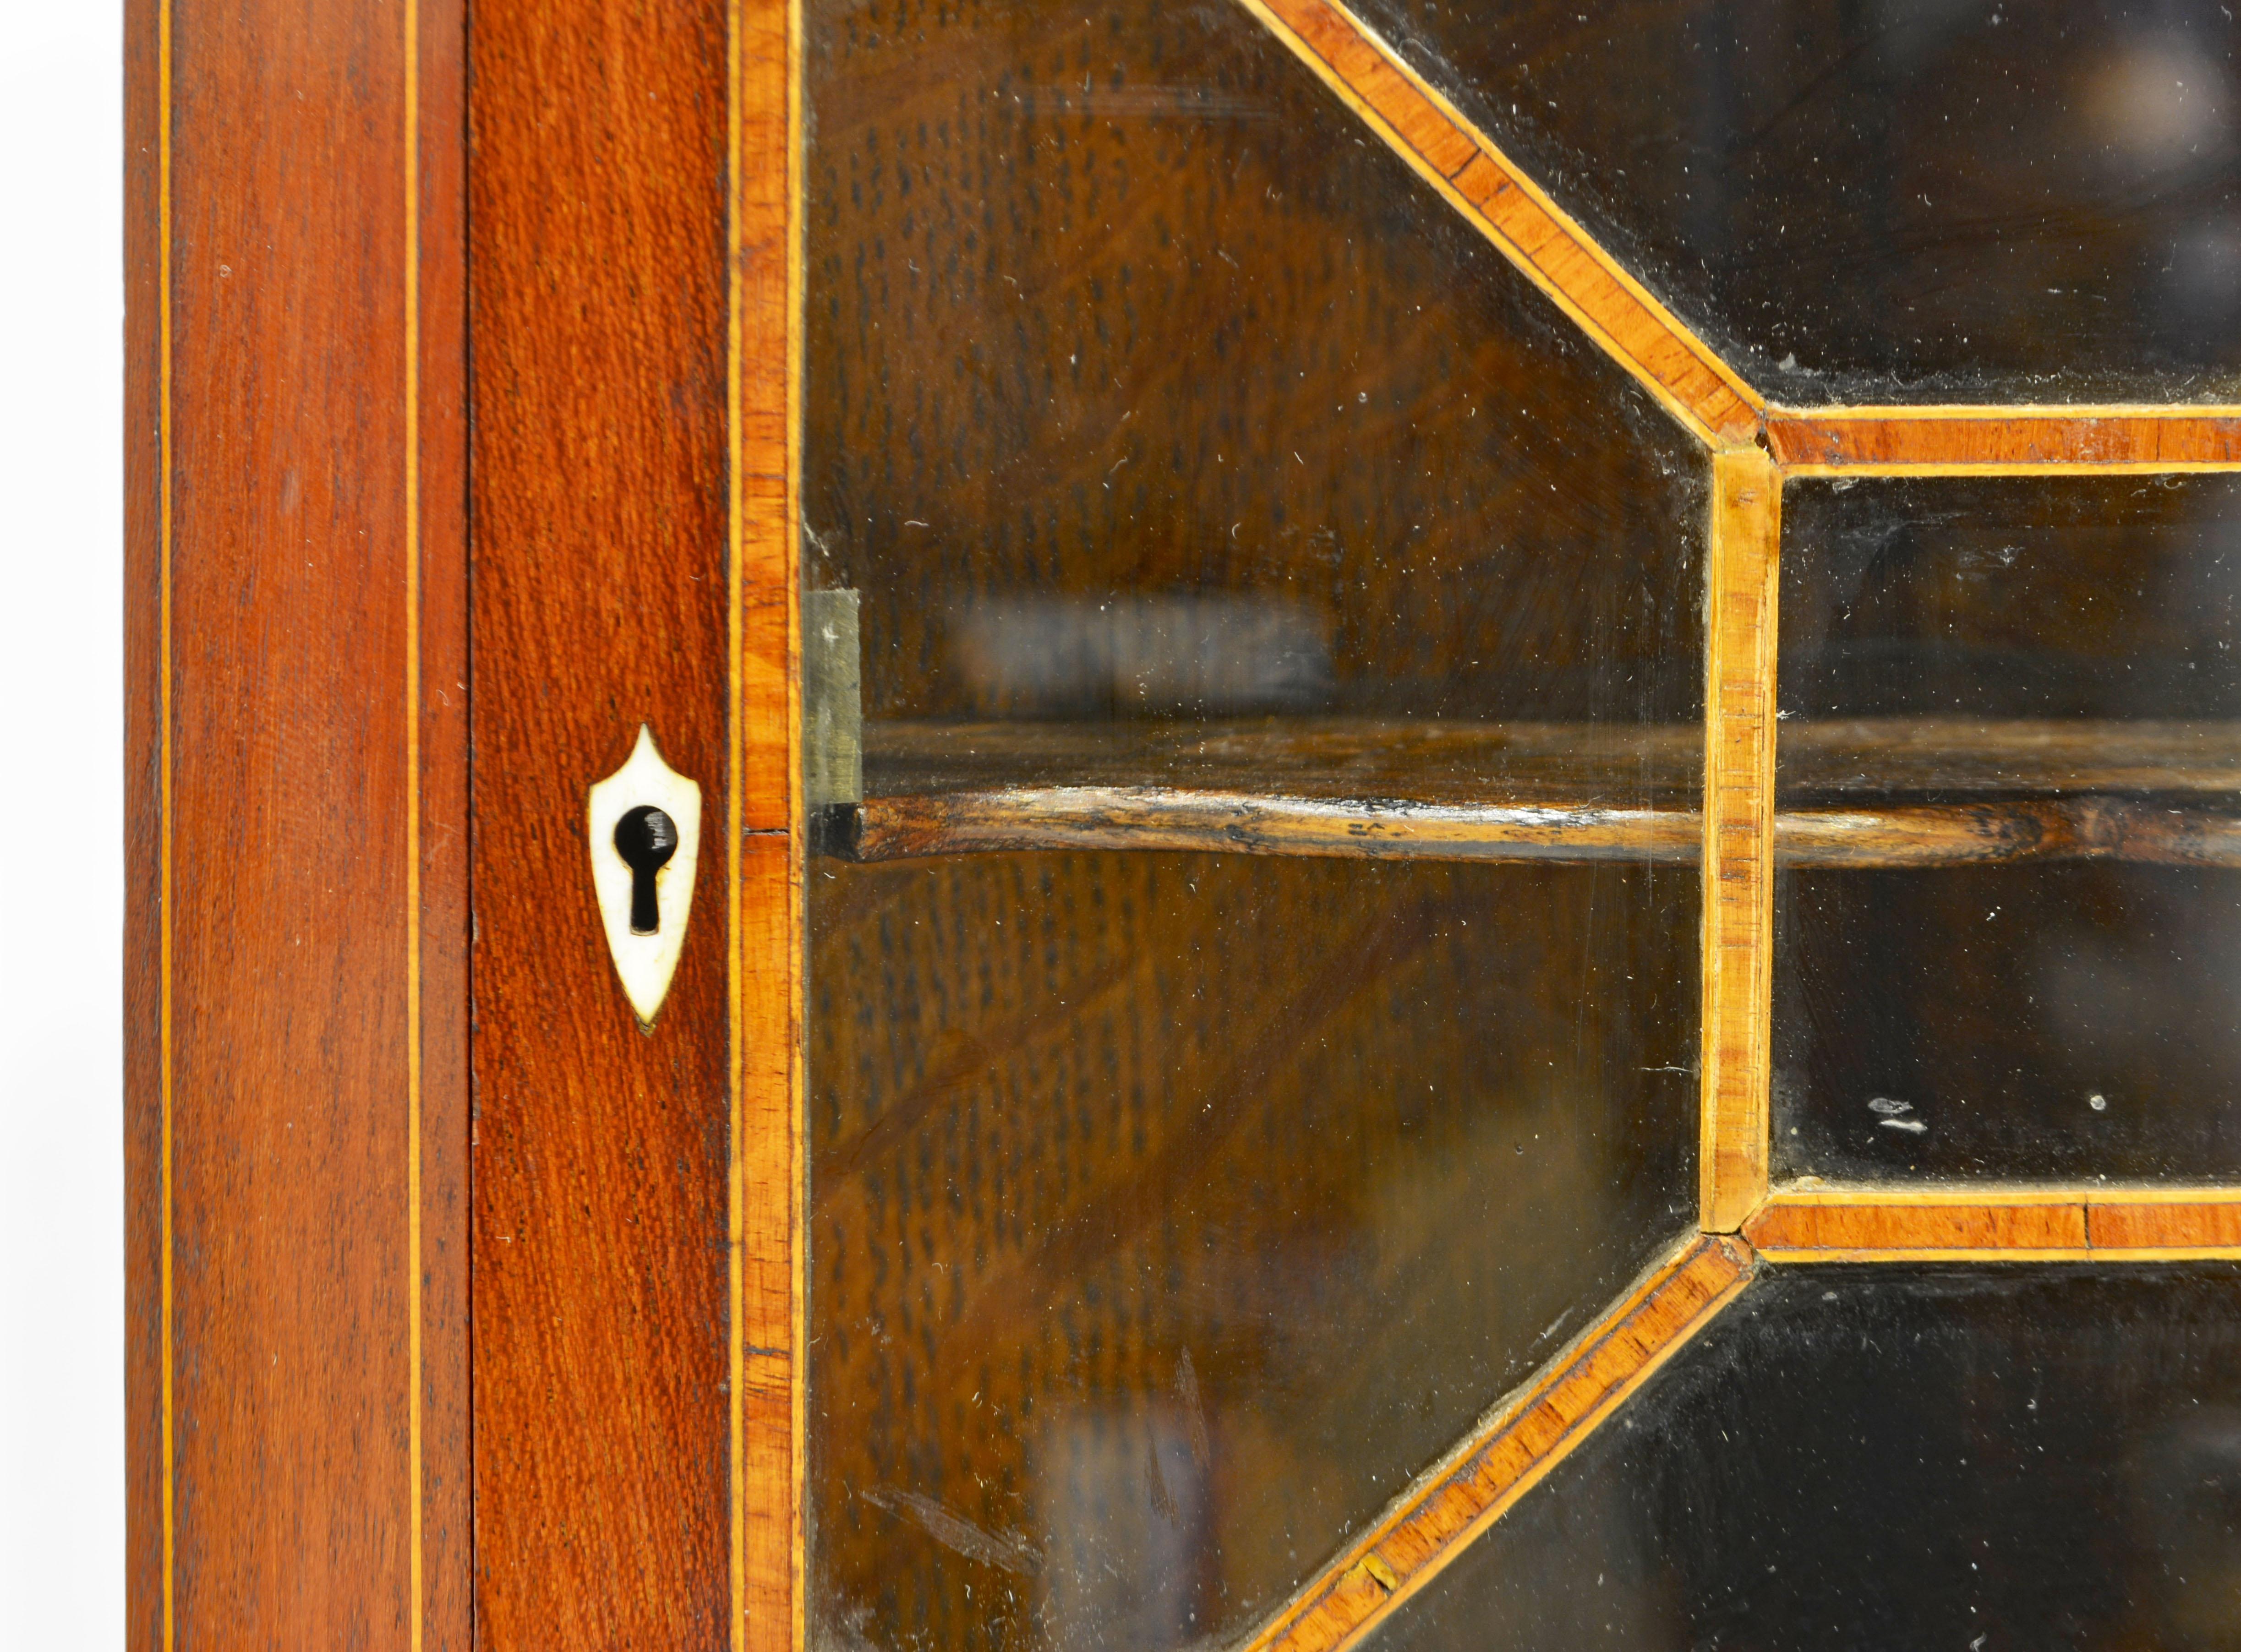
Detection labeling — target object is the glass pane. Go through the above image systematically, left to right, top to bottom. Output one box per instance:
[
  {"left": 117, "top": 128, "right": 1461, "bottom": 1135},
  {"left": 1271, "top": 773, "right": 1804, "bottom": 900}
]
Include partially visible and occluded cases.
[
  {"left": 802, "top": 0, "right": 1706, "bottom": 1645},
  {"left": 1350, "top": 0, "right": 2241, "bottom": 403},
  {"left": 805, "top": 2, "right": 1705, "bottom": 756},
  {"left": 1775, "top": 474, "right": 2241, "bottom": 1183},
  {"left": 811, "top": 856, "right": 1694, "bottom": 1650},
  {"left": 1369, "top": 1264, "right": 2241, "bottom": 1652}
]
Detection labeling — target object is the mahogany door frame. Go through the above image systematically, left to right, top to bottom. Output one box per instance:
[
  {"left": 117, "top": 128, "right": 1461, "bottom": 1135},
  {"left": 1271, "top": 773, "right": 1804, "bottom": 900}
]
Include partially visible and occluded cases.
[{"left": 126, "top": 0, "right": 802, "bottom": 1644}]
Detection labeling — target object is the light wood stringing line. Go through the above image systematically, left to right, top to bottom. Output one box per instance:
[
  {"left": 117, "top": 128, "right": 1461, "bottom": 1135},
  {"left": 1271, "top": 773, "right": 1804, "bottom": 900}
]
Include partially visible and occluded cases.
[
  {"left": 732, "top": 0, "right": 809, "bottom": 1647},
  {"left": 787, "top": 0, "right": 809, "bottom": 1639},
  {"left": 1767, "top": 406, "right": 2241, "bottom": 474},
  {"left": 1748, "top": 1186, "right": 2241, "bottom": 1259}
]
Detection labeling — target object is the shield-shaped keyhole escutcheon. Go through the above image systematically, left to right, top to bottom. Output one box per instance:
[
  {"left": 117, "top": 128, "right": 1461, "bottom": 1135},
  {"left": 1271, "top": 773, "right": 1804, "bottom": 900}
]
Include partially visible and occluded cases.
[{"left": 588, "top": 725, "right": 703, "bottom": 1028}]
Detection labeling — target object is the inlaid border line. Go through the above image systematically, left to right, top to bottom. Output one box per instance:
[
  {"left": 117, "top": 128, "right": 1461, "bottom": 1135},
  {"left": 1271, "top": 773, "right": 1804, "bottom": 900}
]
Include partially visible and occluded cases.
[
  {"left": 403, "top": 0, "right": 426, "bottom": 1641},
  {"left": 727, "top": 0, "right": 748, "bottom": 1640},
  {"left": 730, "top": 0, "right": 811, "bottom": 1644},
  {"left": 786, "top": 0, "right": 810, "bottom": 1643},
  {"left": 1234, "top": 0, "right": 1763, "bottom": 449},
  {"left": 1767, "top": 406, "right": 2241, "bottom": 474},
  {"left": 1700, "top": 450, "right": 1780, "bottom": 1232},
  {"left": 1746, "top": 1184, "right": 2241, "bottom": 1261},
  {"left": 1232, "top": 1235, "right": 1755, "bottom": 1652}
]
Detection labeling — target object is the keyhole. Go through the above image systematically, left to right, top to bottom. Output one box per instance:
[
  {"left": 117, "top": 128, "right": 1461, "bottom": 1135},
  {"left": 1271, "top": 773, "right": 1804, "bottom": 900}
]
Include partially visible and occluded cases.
[{"left": 614, "top": 806, "right": 678, "bottom": 935}]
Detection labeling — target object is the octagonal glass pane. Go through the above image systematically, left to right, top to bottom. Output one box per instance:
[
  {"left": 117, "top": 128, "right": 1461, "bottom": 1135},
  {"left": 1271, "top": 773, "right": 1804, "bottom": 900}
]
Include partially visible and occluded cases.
[
  {"left": 801, "top": 0, "right": 1707, "bottom": 1646},
  {"left": 1352, "top": 0, "right": 2241, "bottom": 403}
]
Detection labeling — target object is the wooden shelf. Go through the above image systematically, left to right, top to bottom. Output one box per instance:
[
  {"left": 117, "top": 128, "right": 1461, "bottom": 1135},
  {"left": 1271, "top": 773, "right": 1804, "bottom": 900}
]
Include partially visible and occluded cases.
[
  {"left": 825, "top": 717, "right": 2241, "bottom": 867},
  {"left": 859, "top": 717, "right": 1705, "bottom": 804},
  {"left": 1777, "top": 717, "right": 2241, "bottom": 798},
  {"left": 841, "top": 786, "right": 1699, "bottom": 863},
  {"left": 835, "top": 791, "right": 2241, "bottom": 867}
]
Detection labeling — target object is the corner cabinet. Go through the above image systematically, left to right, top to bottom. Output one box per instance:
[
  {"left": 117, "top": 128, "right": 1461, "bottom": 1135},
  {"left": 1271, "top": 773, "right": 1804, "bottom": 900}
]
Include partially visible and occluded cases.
[{"left": 129, "top": 1, "right": 2241, "bottom": 1648}]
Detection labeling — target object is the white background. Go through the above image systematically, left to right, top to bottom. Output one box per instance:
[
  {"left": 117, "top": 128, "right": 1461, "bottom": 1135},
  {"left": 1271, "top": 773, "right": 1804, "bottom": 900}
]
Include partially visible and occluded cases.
[{"left": 1, "top": 0, "right": 127, "bottom": 1645}]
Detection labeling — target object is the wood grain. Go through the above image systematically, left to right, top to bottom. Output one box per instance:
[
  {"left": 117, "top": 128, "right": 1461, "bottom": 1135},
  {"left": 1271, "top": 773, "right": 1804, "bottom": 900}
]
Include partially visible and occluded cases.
[
  {"left": 126, "top": 0, "right": 468, "bottom": 1642},
  {"left": 414, "top": 0, "right": 473, "bottom": 1643},
  {"left": 468, "top": 0, "right": 735, "bottom": 1641},
  {"left": 731, "top": 0, "right": 803, "bottom": 1646},
  {"left": 1237, "top": 0, "right": 1761, "bottom": 447},
  {"left": 1767, "top": 407, "right": 2241, "bottom": 474},
  {"left": 1700, "top": 451, "right": 1780, "bottom": 1232},
  {"left": 845, "top": 788, "right": 1700, "bottom": 863},
  {"left": 836, "top": 791, "right": 2241, "bottom": 868},
  {"left": 1773, "top": 800, "right": 2241, "bottom": 867},
  {"left": 1749, "top": 1187, "right": 2241, "bottom": 1259},
  {"left": 1746, "top": 1194, "right": 2088, "bottom": 1257},
  {"left": 2087, "top": 1194, "right": 2241, "bottom": 1253},
  {"left": 1235, "top": 1237, "right": 1755, "bottom": 1652}
]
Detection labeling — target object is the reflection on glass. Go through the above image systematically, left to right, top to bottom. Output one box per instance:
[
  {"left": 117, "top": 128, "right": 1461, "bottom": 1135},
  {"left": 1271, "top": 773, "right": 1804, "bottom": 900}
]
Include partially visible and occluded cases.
[
  {"left": 1353, "top": 0, "right": 2241, "bottom": 401},
  {"left": 803, "top": 1, "right": 1705, "bottom": 756},
  {"left": 804, "top": 2, "right": 1707, "bottom": 1641},
  {"left": 1775, "top": 475, "right": 2241, "bottom": 1183},
  {"left": 810, "top": 856, "right": 1694, "bottom": 1650},
  {"left": 1370, "top": 1265, "right": 2241, "bottom": 1652}
]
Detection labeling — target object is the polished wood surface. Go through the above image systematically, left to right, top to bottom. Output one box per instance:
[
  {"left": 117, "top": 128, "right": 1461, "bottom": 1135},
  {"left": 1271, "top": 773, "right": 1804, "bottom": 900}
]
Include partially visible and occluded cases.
[
  {"left": 125, "top": 0, "right": 469, "bottom": 1643},
  {"left": 468, "top": 0, "right": 735, "bottom": 1642},
  {"left": 731, "top": 0, "right": 804, "bottom": 1644},
  {"left": 1241, "top": 0, "right": 1760, "bottom": 447},
  {"left": 415, "top": 7, "right": 474, "bottom": 1642},
  {"left": 1768, "top": 407, "right": 2241, "bottom": 474},
  {"left": 1700, "top": 453, "right": 1780, "bottom": 1232},
  {"left": 838, "top": 715, "right": 2241, "bottom": 865},
  {"left": 839, "top": 791, "right": 2241, "bottom": 869},
  {"left": 1747, "top": 1186, "right": 2241, "bottom": 1260},
  {"left": 1746, "top": 1194, "right": 2089, "bottom": 1258},
  {"left": 2087, "top": 1196, "right": 2241, "bottom": 1253},
  {"left": 1240, "top": 1237, "right": 1754, "bottom": 1652}
]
